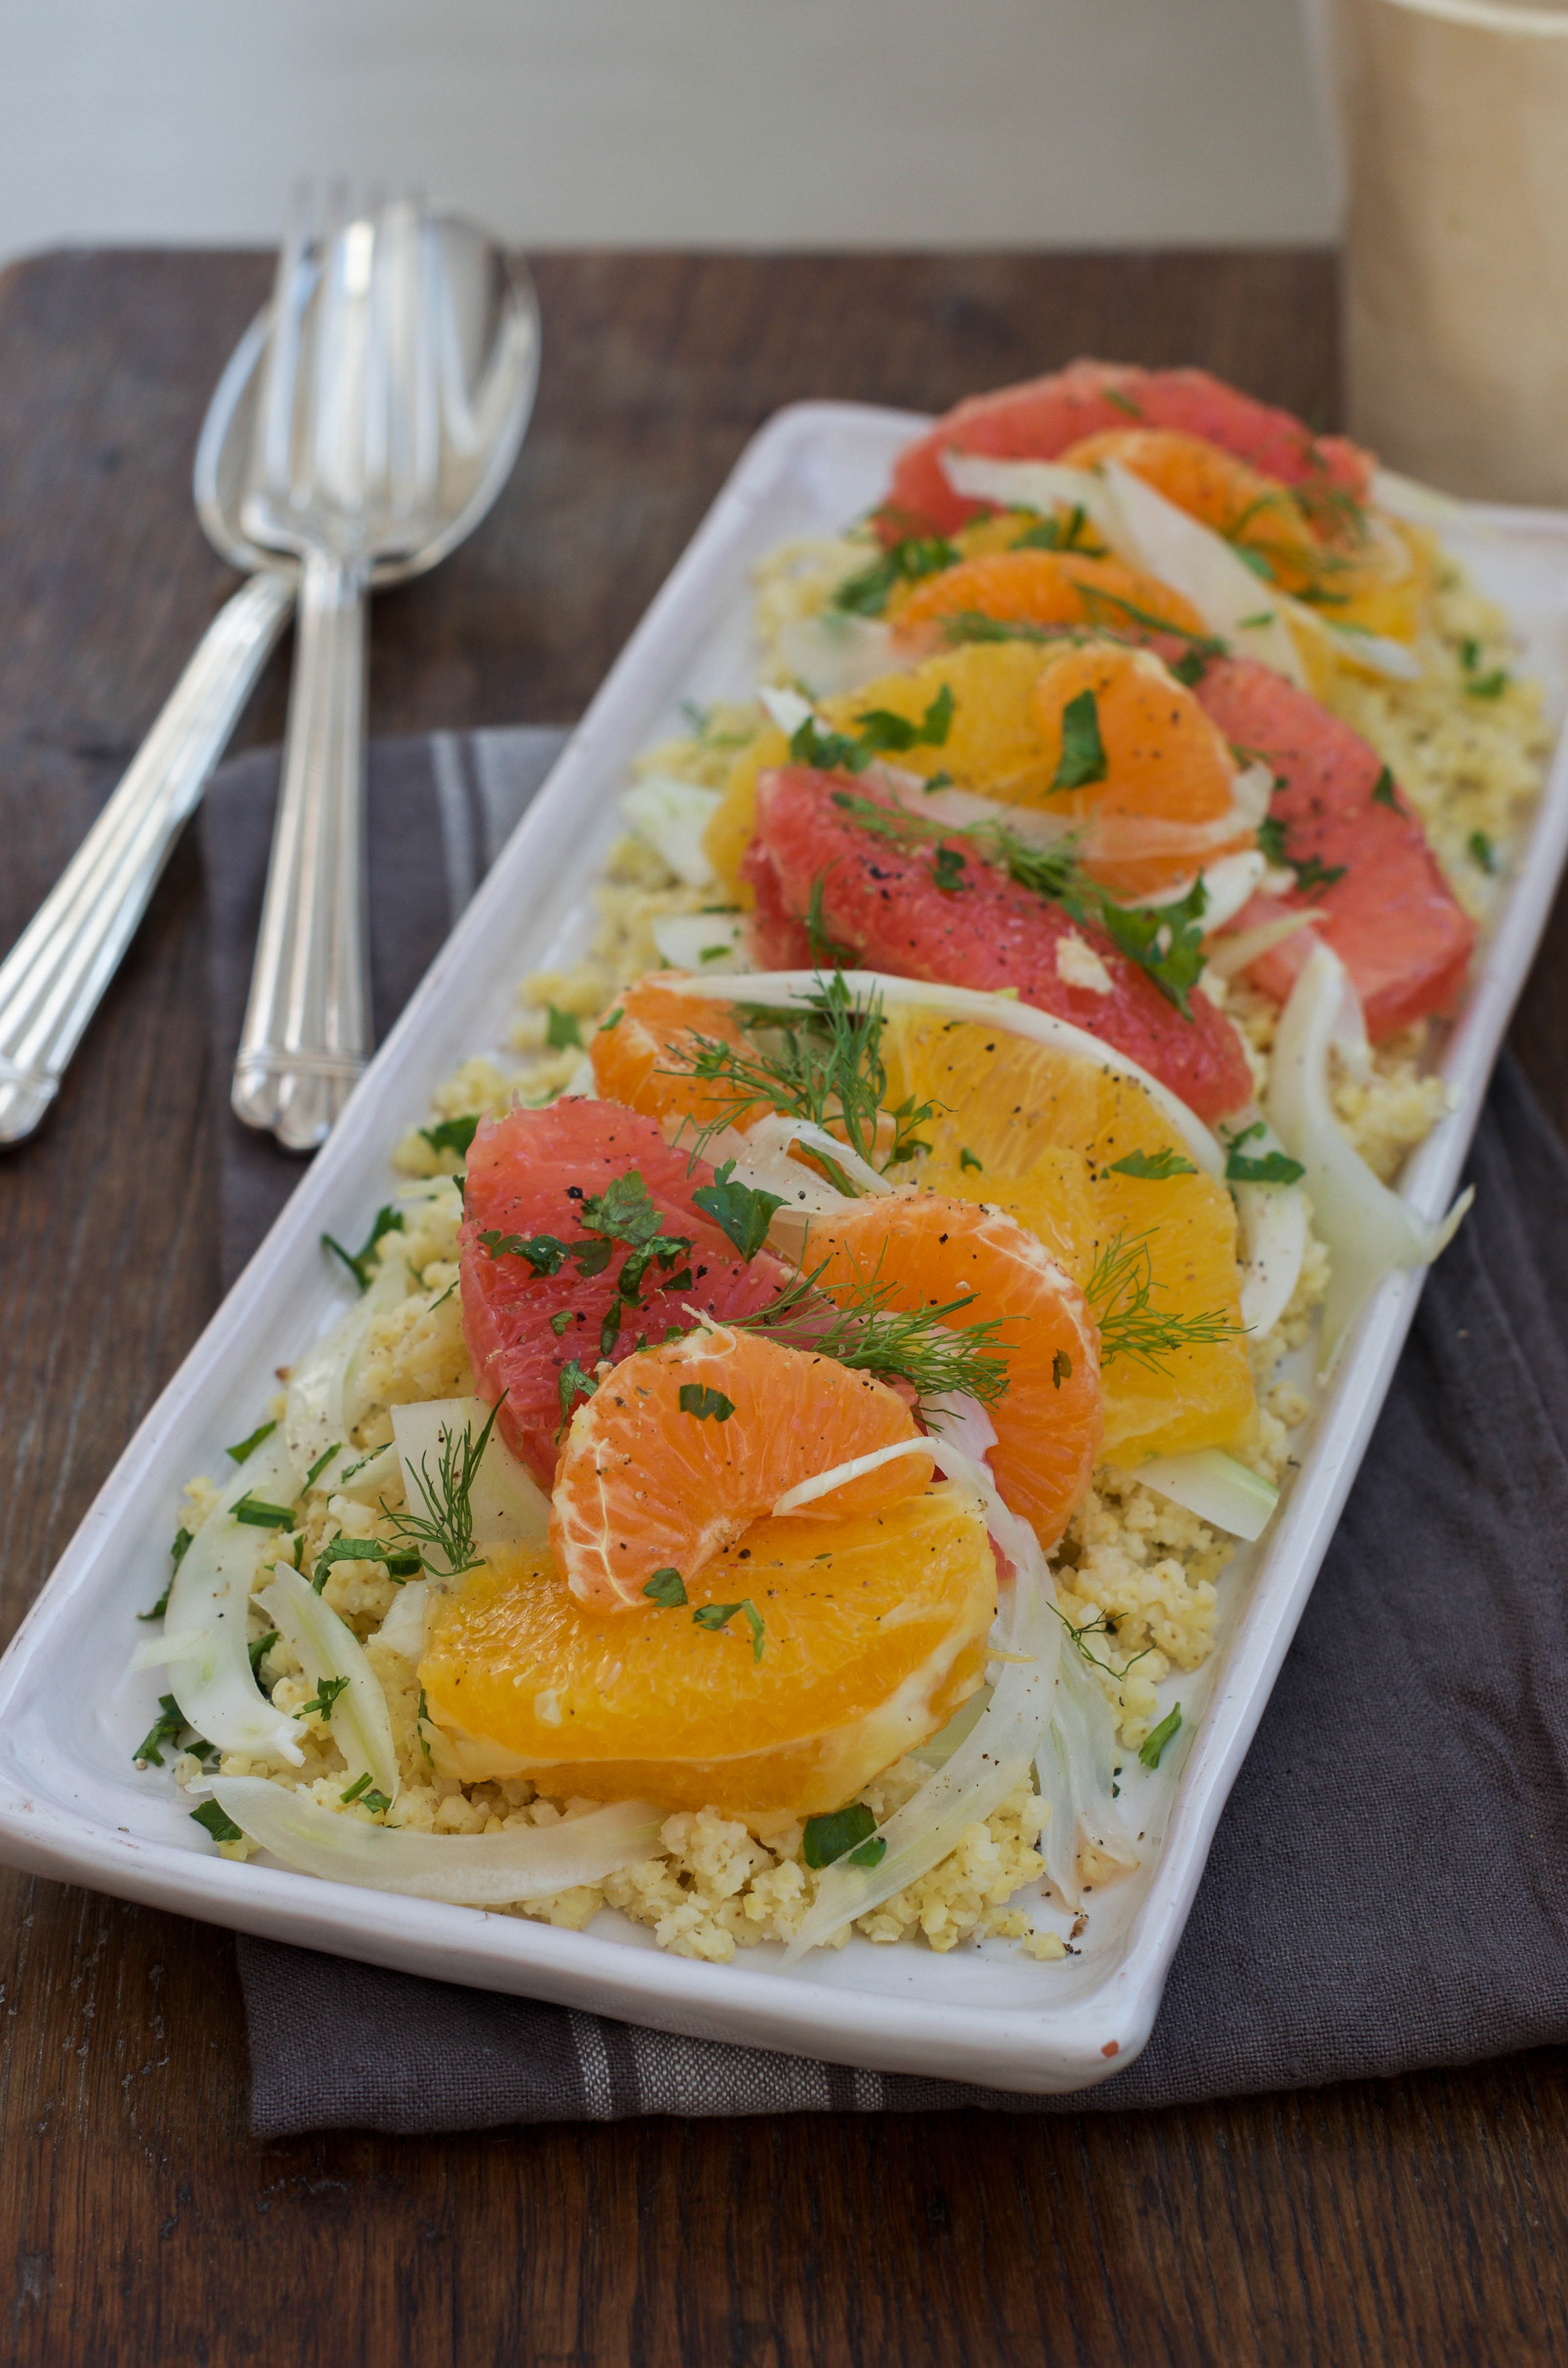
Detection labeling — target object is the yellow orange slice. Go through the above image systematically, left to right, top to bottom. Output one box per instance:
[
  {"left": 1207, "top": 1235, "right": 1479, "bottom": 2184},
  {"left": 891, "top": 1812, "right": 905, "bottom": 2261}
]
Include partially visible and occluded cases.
[
  {"left": 890, "top": 548, "right": 1208, "bottom": 644},
  {"left": 882, "top": 1011, "right": 1256, "bottom": 1463},
  {"left": 799, "top": 1192, "right": 1102, "bottom": 1549},
  {"left": 549, "top": 1327, "right": 933, "bottom": 1609},
  {"left": 419, "top": 1489, "right": 997, "bottom": 1813}
]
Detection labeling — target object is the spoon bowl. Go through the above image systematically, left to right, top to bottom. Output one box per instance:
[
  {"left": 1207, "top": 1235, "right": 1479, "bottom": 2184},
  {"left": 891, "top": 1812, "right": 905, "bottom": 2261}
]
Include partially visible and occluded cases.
[{"left": 196, "top": 217, "right": 540, "bottom": 585}]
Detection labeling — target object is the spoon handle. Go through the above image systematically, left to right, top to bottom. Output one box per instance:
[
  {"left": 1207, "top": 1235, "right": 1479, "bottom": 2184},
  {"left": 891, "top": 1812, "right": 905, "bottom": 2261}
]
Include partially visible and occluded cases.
[
  {"left": 231, "top": 547, "right": 370, "bottom": 1153},
  {"left": 0, "top": 569, "right": 295, "bottom": 1147}
]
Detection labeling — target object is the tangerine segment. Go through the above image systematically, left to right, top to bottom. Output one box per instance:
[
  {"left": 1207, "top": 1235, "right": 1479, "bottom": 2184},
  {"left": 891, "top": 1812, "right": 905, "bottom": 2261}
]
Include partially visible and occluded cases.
[
  {"left": 891, "top": 549, "right": 1207, "bottom": 647},
  {"left": 820, "top": 640, "right": 1060, "bottom": 805},
  {"left": 704, "top": 723, "right": 790, "bottom": 904},
  {"left": 589, "top": 973, "right": 750, "bottom": 1140},
  {"left": 882, "top": 1011, "right": 1255, "bottom": 1462},
  {"left": 799, "top": 1195, "right": 1102, "bottom": 1550},
  {"left": 550, "top": 1327, "right": 934, "bottom": 1610},
  {"left": 419, "top": 1491, "right": 997, "bottom": 1814}
]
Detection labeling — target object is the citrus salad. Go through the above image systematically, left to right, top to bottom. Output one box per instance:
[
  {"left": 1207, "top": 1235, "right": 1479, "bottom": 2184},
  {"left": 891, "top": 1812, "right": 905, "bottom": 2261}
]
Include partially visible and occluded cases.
[{"left": 134, "top": 363, "right": 1549, "bottom": 1967}]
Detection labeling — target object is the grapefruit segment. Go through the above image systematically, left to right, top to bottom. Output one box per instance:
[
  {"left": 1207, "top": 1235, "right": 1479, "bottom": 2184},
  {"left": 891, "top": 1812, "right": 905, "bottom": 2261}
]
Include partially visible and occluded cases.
[
  {"left": 883, "top": 360, "right": 1372, "bottom": 541},
  {"left": 1190, "top": 656, "right": 1477, "bottom": 1034},
  {"left": 744, "top": 766, "right": 1254, "bottom": 1122},
  {"left": 459, "top": 1101, "right": 793, "bottom": 1485},
  {"left": 549, "top": 1326, "right": 934, "bottom": 1610},
  {"left": 418, "top": 1488, "right": 998, "bottom": 1814}
]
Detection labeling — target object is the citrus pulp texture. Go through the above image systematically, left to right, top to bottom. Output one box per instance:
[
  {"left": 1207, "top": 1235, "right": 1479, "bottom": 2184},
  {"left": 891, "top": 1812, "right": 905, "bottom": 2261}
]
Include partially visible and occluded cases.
[
  {"left": 882, "top": 1011, "right": 1255, "bottom": 1463},
  {"left": 550, "top": 1326, "right": 934, "bottom": 1609},
  {"left": 419, "top": 1489, "right": 998, "bottom": 1814}
]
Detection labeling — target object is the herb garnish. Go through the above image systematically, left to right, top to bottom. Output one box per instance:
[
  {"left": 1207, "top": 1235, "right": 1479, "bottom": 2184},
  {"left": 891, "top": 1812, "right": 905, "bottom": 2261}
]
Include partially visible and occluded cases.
[
  {"left": 830, "top": 534, "right": 958, "bottom": 618},
  {"left": 788, "top": 684, "right": 954, "bottom": 776},
  {"left": 1051, "top": 689, "right": 1107, "bottom": 791},
  {"left": 1370, "top": 766, "right": 1398, "bottom": 811},
  {"left": 1257, "top": 813, "right": 1346, "bottom": 898},
  {"left": 1469, "top": 831, "right": 1497, "bottom": 875},
  {"left": 546, "top": 1005, "right": 583, "bottom": 1051},
  {"left": 419, "top": 1112, "right": 481, "bottom": 1160},
  {"left": 1223, "top": 1124, "right": 1306, "bottom": 1186},
  {"left": 959, "top": 1147, "right": 984, "bottom": 1174},
  {"left": 1107, "top": 1147, "right": 1198, "bottom": 1180},
  {"left": 691, "top": 1162, "right": 785, "bottom": 1260},
  {"left": 323, "top": 1205, "right": 405, "bottom": 1293},
  {"left": 1086, "top": 1230, "right": 1241, "bottom": 1373},
  {"left": 725, "top": 1248, "right": 1010, "bottom": 1404},
  {"left": 1052, "top": 1350, "right": 1073, "bottom": 1389},
  {"left": 558, "top": 1360, "right": 598, "bottom": 1425},
  {"left": 678, "top": 1385, "right": 735, "bottom": 1423},
  {"left": 383, "top": 1400, "right": 503, "bottom": 1578},
  {"left": 225, "top": 1418, "right": 278, "bottom": 1464},
  {"left": 304, "top": 1445, "right": 341, "bottom": 1490},
  {"left": 231, "top": 1494, "right": 297, "bottom": 1531},
  {"left": 141, "top": 1525, "right": 194, "bottom": 1620},
  {"left": 311, "top": 1535, "right": 423, "bottom": 1593},
  {"left": 643, "top": 1567, "right": 689, "bottom": 1607},
  {"left": 692, "top": 1598, "right": 766, "bottom": 1663},
  {"left": 248, "top": 1629, "right": 279, "bottom": 1677},
  {"left": 296, "top": 1675, "right": 351, "bottom": 1723},
  {"left": 135, "top": 1695, "right": 188, "bottom": 1768},
  {"left": 1139, "top": 1704, "right": 1183, "bottom": 1768},
  {"left": 339, "top": 1772, "right": 391, "bottom": 1812},
  {"left": 190, "top": 1801, "right": 243, "bottom": 1845},
  {"left": 802, "top": 1802, "right": 885, "bottom": 1868}
]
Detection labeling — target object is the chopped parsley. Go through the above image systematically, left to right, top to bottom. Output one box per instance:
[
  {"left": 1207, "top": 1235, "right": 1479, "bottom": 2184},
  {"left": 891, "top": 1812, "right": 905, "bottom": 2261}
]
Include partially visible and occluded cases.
[
  {"left": 830, "top": 534, "right": 958, "bottom": 618},
  {"left": 789, "top": 684, "right": 953, "bottom": 776},
  {"left": 1050, "top": 689, "right": 1107, "bottom": 792},
  {"left": 1370, "top": 766, "right": 1398, "bottom": 811},
  {"left": 1257, "top": 813, "right": 1346, "bottom": 899},
  {"left": 1469, "top": 831, "right": 1498, "bottom": 875},
  {"left": 931, "top": 844, "right": 968, "bottom": 893},
  {"left": 546, "top": 1005, "right": 583, "bottom": 1051},
  {"left": 418, "top": 1112, "right": 481, "bottom": 1160},
  {"left": 958, "top": 1146, "right": 984, "bottom": 1174},
  {"left": 1107, "top": 1147, "right": 1198, "bottom": 1180},
  {"left": 690, "top": 1162, "right": 785, "bottom": 1261},
  {"left": 323, "top": 1205, "right": 405, "bottom": 1293},
  {"left": 549, "top": 1309, "right": 575, "bottom": 1337},
  {"left": 558, "top": 1360, "right": 598, "bottom": 1425},
  {"left": 678, "top": 1384, "right": 735, "bottom": 1423},
  {"left": 225, "top": 1418, "right": 278, "bottom": 1464},
  {"left": 304, "top": 1445, "right": 341, "bottom": 1490},
  {"left": 231, "top": 1494, "right": 296, "bottom": 1531},
  {"left": 141, "top": 1525, "right": 193, "bottom": 1619},
  {"left": 311, "top": 1535, "right": 423, "bottom": 1593},
  {"left": 643, "top": 1567, "right": 689, "bottom": 1607},
  {"left": 692, "top": 1598, "right": 766, "bottom": 1663},
  {"left": 248, "top": 1629, "right": 279, "bottom": 1676},
  {"left": 296, "top": 1675, "right": 351, "bottom": 1723},
  {"left": 416, "top": 1689, "right": 435, "bottom": 1766},
  {"left": 134, "top": 1695, "right": 187, "bottom": 1768},
  {"left": 1139, "top": 1704, "right": 1183, "bottom": 1768},
  {"left": 339, "top": 1772, "right": 392, "bottom": 1813},
  {"left": 190, "top": 1801, "right": 244, "bottom": 1845},
  {"left": 802, "top": 1803, "right": 885, "bottom": 1869}
]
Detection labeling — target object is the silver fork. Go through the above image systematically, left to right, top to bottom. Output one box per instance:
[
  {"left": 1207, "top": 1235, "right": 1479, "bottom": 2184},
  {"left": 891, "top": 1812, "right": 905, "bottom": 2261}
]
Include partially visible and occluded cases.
[{"left": 232, "top": 187, "right": 443, "bottom": 1151}]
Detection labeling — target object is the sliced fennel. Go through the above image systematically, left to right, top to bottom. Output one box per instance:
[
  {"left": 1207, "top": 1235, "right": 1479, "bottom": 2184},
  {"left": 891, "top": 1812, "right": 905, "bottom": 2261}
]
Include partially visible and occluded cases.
[
  {"left": 940, "top": 451, "right": 1128, "bottom": 549},
  {"left": 1100, "top": 461, "right": 1308, "bottom": 684},
  {"left": 772, "top": 611, "right": 897, "bottom": 701},
  {"left": 759, "top": 684, "right": 815, "bottom": 738},
  {"left": 622, "top": 775, "right": 722, "bottom": 888},
  {"left": 1205, "top": 908, "right": 1321, "bottom": 980},
  {"left": 650, "top": 911, "right": 749, "bottom": 974},
  {"left": 1267, "top": 943, "right": 1472, "bottom": 1367},
  {"left": 670, "top": 969, "right": 1225, "bottom": 1177},
  {"left": 1221, "top": 1104, "right": 1309, "bottom": 1337},
  {"left": 716, "top": 1114, "right": 861, "bottom": 1217},
  {"left": 284, "top": 1251, "right": 408, "bottom": 1484},
  {"left": 389, "top": 1397, "right": 550, "bottom": 1561},
  {"left": 130, "top": 1429, "right": 304, "bottom": 1765},
  {"left": 771, "top": 1436, "right": 935, "bottom": 1517},
  {"left": 782, "top": 1436, "right": 1061, "bottom": 1963},
  {"left": 1133, "top": 1448, "right": 1278, "bottom": 1542},
  {"left": 258, "top": 1564, "right": 401, "bottom": 1802},
  {"left": 374, "top": 1577, "right": 431, "bottom": 1662},
  {"left": 1036, "top": 1638, "right": 1137, "bottom": 1910},
  {"left": 910, "top": 1683, "right": 993, "bottom": 1769},
  {"left": 208, "top": 1778, "right": 663, "bottom": 1905}
]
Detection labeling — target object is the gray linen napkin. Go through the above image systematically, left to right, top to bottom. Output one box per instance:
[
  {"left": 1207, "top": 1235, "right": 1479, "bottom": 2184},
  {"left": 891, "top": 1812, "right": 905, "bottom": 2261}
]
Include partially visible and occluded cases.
[{"left": 201, "top": 732, "right": 1568, "bottom": 2134}]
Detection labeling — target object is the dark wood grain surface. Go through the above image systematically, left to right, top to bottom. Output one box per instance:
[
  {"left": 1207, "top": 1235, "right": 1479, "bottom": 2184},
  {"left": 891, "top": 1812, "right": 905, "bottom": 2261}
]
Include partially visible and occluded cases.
[{"left": 1, "top": 246, "right": 1565, "bottom": 2366}]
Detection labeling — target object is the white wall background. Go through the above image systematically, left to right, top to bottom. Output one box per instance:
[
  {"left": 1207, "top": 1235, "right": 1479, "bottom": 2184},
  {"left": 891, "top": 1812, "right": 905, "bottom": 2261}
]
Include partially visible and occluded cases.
[{"left": 0, "top": 0, "right": 1336, "bottom": 265}]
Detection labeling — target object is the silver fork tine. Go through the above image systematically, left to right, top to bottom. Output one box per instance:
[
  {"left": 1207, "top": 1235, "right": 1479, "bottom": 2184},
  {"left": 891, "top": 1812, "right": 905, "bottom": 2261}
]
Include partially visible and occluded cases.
[{"left": 260, "top": 181, "right": 312, "bottom": 503}]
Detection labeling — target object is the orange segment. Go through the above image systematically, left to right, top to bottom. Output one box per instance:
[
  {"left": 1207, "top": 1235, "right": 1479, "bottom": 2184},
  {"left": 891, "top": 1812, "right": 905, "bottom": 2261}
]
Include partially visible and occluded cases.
[
  {"left": 1060, "top": 427, "right": 1324, "bottom": 593},
  {"left": 890, "top": 548, "right": 1207, "bottom": 645},
  {"left": 1029, "top": 639, "right": 1250, "bottom": 898},
  {"left": 588, "top": 972, "right": 749, "bottom": 1140},
  {"left": 883, "top": 1012, "right": 1255, "bottom": 1463},
  {"left": 798, "top": 1194, "right": 1102, "bottom": 1550},
  {"left": 549, "top": 1327, "right": 934, "bottom": 1610},
  {"left": 420, "top": 1488, "right": 997, "bottom": 1814}
]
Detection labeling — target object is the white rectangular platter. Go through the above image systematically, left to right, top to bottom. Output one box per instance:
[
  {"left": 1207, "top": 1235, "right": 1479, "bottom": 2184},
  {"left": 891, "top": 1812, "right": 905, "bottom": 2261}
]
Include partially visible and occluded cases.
[{"left": 3, "top": 402, "right": 1568, "bottom": 2098}]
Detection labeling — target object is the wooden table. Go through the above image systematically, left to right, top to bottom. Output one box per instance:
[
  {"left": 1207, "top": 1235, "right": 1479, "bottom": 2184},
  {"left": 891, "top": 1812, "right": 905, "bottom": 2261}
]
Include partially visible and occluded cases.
[{"left": 1, "top": 246, "right": 1565, "bottom": 2366}]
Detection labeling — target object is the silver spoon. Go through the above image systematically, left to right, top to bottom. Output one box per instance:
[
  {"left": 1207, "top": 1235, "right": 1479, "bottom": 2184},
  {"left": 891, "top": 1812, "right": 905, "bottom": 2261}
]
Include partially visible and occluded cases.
[{"left": 0, "top": 216, "right": 539, "bottom": 1149}]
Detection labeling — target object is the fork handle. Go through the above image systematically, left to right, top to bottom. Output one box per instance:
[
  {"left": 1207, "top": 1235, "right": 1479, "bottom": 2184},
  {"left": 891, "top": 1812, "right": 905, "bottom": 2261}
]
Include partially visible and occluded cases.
[
  {"left": 232, "top": 548, "right": 371, "bottom": 1152},
  {"left": 0, "top": 569, "right": 295, "bottom": 1147}
]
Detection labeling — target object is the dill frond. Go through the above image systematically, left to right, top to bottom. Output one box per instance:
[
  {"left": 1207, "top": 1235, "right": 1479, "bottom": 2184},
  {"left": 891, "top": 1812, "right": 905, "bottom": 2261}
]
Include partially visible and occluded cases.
[
  {"left": 1085, "top": 1228, "right": 1241, "bottom": 1374},
  {"left": 725, "top": 1250, "right": 1011, "bottom": 1404}
]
